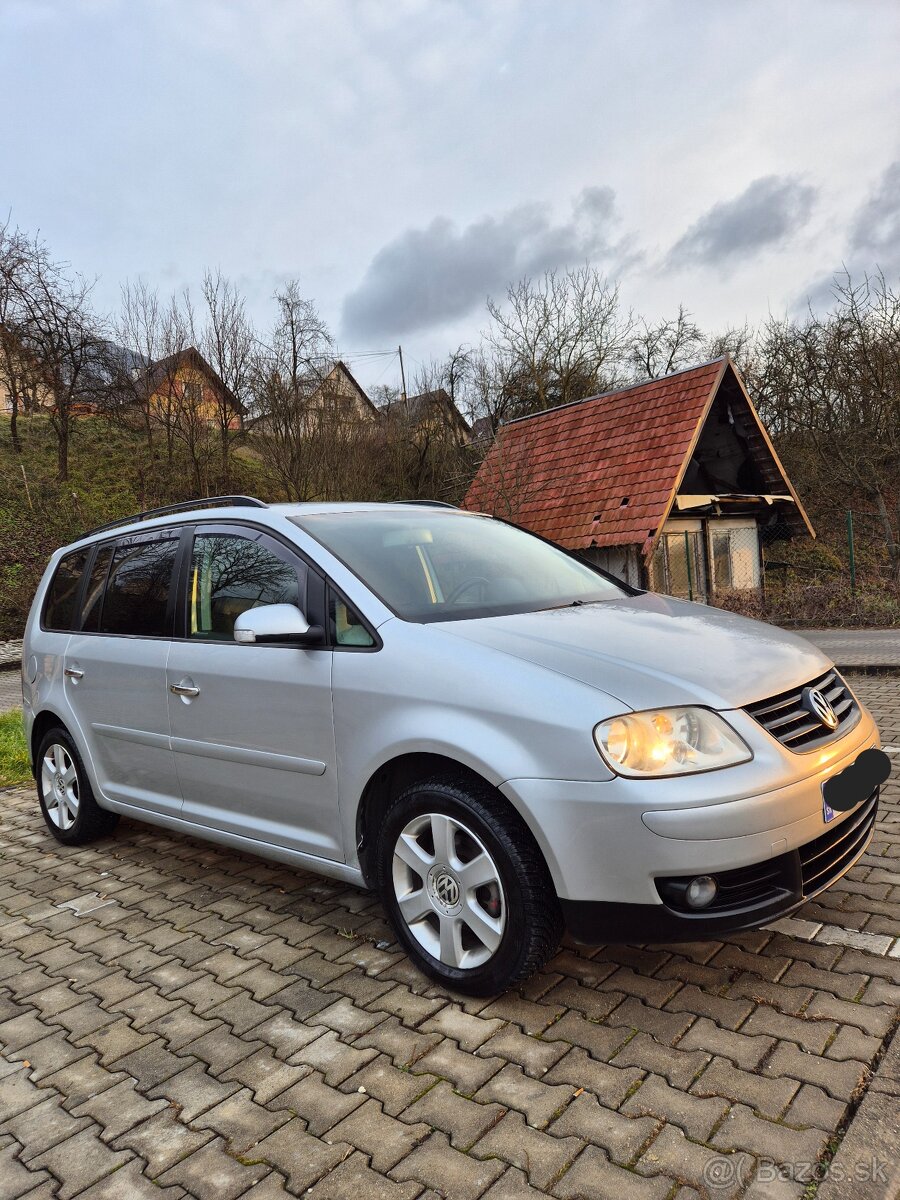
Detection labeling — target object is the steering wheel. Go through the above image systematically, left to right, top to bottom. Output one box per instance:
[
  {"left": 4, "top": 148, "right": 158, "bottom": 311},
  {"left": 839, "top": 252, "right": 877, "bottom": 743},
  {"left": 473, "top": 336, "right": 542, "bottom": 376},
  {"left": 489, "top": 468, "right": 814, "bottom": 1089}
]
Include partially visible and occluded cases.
[{"left": 446, "top": 576, "right": 491, "bottom": 604}]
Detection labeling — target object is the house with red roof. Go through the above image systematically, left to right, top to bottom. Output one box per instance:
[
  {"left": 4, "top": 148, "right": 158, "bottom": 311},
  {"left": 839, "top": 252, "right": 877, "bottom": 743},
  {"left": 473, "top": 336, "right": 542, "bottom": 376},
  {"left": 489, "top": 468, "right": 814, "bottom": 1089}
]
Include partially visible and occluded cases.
[{"left": 464, "top": 357, "right": 814, "bottom": 602}]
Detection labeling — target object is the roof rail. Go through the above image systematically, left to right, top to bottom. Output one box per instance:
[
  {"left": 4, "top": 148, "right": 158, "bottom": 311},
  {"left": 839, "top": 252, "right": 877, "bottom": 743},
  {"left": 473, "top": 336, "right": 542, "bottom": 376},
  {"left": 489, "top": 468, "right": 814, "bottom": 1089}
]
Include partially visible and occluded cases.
[
  {"left": 83, "top": 496, "right": 268, "bottom": 538},
  {"left": 396, "top": 500, "right": 457, "bottom": 509}
]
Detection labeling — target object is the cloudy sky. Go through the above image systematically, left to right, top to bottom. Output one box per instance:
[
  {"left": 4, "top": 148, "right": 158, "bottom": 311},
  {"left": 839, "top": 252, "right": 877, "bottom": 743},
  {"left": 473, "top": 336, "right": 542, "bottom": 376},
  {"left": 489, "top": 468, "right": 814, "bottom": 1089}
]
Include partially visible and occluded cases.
[{"left": 2, "top": 0, "right": 898, "bottom": 389}]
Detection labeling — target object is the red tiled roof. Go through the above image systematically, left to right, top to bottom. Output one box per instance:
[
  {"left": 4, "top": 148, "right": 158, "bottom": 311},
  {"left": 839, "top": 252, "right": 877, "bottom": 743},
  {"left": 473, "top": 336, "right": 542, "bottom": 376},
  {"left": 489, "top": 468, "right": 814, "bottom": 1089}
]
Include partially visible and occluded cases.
[{"left": 464, "top": 358, "right": 728, "bottom": 554}]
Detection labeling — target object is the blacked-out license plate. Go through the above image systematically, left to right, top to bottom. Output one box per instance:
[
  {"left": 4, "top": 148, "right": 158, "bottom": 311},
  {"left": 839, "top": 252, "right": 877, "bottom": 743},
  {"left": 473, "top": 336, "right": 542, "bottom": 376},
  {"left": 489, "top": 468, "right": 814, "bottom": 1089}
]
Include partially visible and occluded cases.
[{"left": 821, "top": 747, "right": 891, "bottom": 823}]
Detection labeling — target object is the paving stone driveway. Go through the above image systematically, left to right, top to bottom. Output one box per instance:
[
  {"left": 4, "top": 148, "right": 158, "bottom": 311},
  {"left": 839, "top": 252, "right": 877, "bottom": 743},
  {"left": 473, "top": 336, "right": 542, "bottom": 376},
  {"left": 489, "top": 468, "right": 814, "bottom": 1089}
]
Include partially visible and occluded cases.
[{"left": 0, "top": 676, "right": 897, "bottom": 1200}]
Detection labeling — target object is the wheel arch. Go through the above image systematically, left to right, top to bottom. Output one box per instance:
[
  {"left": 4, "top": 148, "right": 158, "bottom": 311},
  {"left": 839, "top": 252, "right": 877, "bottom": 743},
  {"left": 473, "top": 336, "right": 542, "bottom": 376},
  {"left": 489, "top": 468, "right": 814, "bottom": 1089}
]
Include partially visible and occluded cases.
[
  {"left": 30, "top": 709, "right": 73, "bottom": 777},
  {"left": 354, "top": 751, "right": 549, "bottom": 890}
]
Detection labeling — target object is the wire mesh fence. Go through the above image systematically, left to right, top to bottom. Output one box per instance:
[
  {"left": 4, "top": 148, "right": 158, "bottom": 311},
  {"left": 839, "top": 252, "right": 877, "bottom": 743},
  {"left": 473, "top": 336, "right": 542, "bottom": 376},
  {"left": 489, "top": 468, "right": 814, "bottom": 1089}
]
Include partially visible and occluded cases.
[{"left": 648, "top": 514, "right": 899, "bottom": 627}]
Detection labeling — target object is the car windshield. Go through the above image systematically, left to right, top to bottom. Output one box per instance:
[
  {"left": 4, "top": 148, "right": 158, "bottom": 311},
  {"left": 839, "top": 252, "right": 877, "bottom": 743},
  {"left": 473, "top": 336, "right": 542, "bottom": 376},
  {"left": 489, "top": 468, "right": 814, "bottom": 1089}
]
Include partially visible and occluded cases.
[{"left": 291, "top": 510, "right": 626, "bottom": 623}]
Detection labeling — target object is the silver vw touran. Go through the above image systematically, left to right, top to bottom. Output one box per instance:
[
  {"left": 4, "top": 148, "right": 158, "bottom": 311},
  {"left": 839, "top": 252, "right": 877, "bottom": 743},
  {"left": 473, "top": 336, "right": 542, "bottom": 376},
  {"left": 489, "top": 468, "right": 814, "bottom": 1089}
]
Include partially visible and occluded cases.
[{"left": 21, "top": 497, "right": 889, "bottom": 994}]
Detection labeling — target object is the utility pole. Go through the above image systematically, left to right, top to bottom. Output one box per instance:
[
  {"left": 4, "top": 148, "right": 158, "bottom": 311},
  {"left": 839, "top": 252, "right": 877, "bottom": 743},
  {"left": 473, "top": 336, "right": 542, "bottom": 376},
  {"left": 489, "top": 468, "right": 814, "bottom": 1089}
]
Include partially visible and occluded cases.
[{"left": 398, "top": 345, "right": 408, "bottom": 413}]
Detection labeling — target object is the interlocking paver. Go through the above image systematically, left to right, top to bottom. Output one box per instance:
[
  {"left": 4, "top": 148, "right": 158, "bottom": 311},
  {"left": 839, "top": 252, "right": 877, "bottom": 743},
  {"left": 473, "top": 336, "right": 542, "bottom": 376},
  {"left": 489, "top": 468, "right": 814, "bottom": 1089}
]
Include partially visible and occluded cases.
[
  {"left": 0, "top": 673, "right": 896, "bottom": 1199},
  {"left": 691, "top": 1057, "right": 799, "bottom": 1119},
  {"left": 147, "top": 1061, "right": 240, "bottom": 1120},
  {"left": 475, "top": 1063, "right": 575, "bottom": 1128},
  {"left": 621, "top": 1072, "right": 731, "bottom": 1142},
  {"left": 69, "top": 1076, "right": 168, "bottom": 1141},
  {"left": 401, "top": 1079, "right": 504, "bottom": 1149},
  {"left": 191, "top": 1085, "right": 291, "bottom": 1153},
  {"left": 1, "top": 1096, "right": 90, "bottom": 1161},
  {"left": 329, "top": 1097, "right": 432, "bottom": 1171},
  {"left": 712, "top": 1102, "right": 830, "bottom": 1162},
  {"left": 111, "top": 1107, "right": 212, "bottom": 1176},
  {"left": 472, "top": 1109, "right": 583, "bottom": 1189},
  {"left": 251, "top": 1118, "right": 349, "bottom": 1193},
  {"left": 636, "top": 1124, "right": 753, "bottom": 1198},
  {"left": 29, "top": 1127, "right": 135, "bottom": 1199},
  {"left": 389, "top": 1130, "right": 505, "bottom": 1199},
  {"left": 157, "top": 1136, "right": 270, "bottom": 1198},
  {"left": 0, "top": 1138, "right": 55, "bottom": 1200},
  {"left": 553, "top": 1145, "right": 673, "bottom": 1200},
  {"left": 306, "top": 1151, "right": 424, "bottom": 1200},
  {"left": 72, "top": 1158, "right": 186, "bottom": 1199}
]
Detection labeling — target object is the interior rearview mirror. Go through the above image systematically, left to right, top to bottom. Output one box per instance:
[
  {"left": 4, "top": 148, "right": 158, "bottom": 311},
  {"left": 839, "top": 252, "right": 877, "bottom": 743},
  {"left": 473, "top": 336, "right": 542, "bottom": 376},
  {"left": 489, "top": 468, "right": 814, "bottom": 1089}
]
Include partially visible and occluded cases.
[{"left": 233, "top": 603, "right": 324, "bottom": 646}]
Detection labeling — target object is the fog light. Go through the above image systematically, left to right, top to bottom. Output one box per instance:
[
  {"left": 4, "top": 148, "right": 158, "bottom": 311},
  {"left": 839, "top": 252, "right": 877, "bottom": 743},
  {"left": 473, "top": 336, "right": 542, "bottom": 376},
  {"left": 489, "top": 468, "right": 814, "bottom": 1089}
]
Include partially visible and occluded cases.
[{"left": 685, "top": 875, "right": 718, "bottom": 910}]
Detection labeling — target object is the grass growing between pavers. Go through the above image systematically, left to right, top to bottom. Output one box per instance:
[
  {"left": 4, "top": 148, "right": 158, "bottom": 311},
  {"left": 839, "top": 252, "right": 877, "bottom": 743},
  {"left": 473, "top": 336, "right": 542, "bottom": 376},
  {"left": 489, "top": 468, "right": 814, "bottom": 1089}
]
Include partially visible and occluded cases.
[{"left": 0, "top": 709, "right": 30, "bottom": 788}]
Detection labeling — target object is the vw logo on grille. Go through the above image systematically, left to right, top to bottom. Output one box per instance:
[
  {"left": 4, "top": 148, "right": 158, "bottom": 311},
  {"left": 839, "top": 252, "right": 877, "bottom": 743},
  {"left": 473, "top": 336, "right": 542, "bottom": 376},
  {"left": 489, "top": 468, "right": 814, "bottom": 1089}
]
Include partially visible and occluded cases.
[
  {"left": 802, "top": 686, "right": 838, "bottom": 730},
  {"left": 433, "top": 872, "right": 460, "bottom": 907}
]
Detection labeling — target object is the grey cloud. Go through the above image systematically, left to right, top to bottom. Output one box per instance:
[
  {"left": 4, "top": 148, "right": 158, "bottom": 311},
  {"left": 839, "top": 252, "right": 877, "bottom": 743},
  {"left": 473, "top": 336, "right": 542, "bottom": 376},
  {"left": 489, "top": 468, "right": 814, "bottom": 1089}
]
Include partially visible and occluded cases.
[
  {"left": 849, "top": 159, "right": 900, "bottom": 264},
  {"left": 797, "top": 160, "right": 900, "bottom": 315},
  {"left": 668, "top": 175, "right": 817, "bottom": 268},
  {"left": 341, "top": 187, "right": 624, "bottom": 340}
]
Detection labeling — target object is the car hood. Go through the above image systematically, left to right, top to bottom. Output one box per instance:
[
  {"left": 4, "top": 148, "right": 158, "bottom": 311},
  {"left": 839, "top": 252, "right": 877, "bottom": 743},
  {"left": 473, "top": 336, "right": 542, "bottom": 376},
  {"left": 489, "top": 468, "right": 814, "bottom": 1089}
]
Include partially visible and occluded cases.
[{"left": 437, "top": 592, "right": 832, "bottom": 712}]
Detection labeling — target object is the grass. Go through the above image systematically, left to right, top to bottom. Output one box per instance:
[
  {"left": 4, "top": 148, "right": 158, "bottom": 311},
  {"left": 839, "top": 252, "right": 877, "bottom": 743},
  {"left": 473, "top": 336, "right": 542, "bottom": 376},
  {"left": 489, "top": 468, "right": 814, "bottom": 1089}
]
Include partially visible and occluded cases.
[{"left": 0, "top": 709, "right": 31, "bottom": 788}]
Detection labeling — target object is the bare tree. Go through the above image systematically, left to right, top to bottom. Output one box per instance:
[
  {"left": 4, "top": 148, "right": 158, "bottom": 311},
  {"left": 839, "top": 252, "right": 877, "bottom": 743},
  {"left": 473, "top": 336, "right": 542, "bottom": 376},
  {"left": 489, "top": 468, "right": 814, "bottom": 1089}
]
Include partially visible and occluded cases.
[
  {"left": 0, "top": 221, "right": 40, "bottom": 452},
  {"left": 3, "top": 228, "right": 106, "bottom": 480},
  {"left": 481, "top": 267, "right": 634, "bottom": 425},
  {"left": 198, "top": 270, "right": 255, "bottom": 487},
  {"left": 757, "top": 271, "right": 900, "bottom": 580},
  {"left": 249, "top": 281, "right": 335, "bottom": 500},
  {"left": 628, "top": 305, "right": 704, "bottom": 380}
]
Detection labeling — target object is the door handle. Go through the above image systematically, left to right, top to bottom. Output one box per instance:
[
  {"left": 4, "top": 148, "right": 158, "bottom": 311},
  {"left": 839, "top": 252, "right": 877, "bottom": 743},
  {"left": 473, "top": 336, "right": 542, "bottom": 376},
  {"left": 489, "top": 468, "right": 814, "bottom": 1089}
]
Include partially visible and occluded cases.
[
  {"left": 64, "top": 667, "right": 84, "bottom": 679},
  {"left": 170, "top": 683, "right": 200, "bottom": 698}
]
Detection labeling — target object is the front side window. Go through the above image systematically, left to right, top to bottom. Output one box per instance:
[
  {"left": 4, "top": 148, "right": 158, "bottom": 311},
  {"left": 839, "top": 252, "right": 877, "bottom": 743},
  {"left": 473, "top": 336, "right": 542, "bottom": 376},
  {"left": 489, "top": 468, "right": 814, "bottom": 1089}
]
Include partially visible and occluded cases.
[
  {"left": 292, "top": 511, "right": 625, "bottom": 623},
  {"left": 188, "top": 533, "right": 305, "bottom": 641},
  {"left": 99, "top": 537, "right": 179, "bottom": 637},
  {"left": 43, "top": 549, "right": 89, "bottom": 631}
]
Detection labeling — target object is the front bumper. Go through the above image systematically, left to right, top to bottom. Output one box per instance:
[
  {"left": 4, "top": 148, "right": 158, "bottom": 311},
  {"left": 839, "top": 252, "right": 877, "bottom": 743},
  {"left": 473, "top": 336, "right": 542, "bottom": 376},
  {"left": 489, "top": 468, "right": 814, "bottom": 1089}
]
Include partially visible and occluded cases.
[
  {"left": 499, "top": 703, "right": 881, "bottom": 925},
  {"left": 560, "top": 785, "right": 879, "bottom": 942}
]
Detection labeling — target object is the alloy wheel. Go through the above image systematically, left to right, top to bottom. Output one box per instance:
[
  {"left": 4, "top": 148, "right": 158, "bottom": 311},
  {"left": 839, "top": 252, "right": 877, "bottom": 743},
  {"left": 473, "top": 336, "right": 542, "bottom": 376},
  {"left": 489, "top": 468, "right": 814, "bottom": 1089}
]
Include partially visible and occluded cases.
[
  {"left": 41, "top": 743, "right": 80, "bottom": 831},
  {"left": 392, "top": 811, "right": 506, "bottom": 969}
]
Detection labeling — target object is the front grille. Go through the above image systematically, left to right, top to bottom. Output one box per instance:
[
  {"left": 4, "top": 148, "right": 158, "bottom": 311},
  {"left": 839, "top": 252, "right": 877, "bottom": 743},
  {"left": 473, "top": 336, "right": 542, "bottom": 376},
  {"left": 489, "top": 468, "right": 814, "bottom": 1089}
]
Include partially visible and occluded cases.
[
  {"left": 745, "top": 669, "right": 859, "bottom": 752},
  {"left": 800, "top": 788, "right": 879, "bottom": 896}
]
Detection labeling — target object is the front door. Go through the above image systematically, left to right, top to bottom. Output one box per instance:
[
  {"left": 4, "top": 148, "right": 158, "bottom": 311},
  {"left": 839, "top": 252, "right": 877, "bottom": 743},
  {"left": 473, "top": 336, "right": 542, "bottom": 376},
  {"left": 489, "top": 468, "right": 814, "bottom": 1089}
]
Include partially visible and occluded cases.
[{"left": 166, "top": 525, "right": 341, "bottom": 861}]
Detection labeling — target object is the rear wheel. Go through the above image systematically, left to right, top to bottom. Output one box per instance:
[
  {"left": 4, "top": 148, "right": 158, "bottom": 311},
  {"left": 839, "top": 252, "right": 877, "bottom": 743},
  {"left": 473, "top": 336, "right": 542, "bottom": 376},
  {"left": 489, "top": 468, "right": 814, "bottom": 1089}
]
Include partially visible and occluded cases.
[
  {"left": 36, "top": 727, "right": 118, "bottom": 845},
  {"left": 377, "top": 775, "right": 562, "bottom": 995}
]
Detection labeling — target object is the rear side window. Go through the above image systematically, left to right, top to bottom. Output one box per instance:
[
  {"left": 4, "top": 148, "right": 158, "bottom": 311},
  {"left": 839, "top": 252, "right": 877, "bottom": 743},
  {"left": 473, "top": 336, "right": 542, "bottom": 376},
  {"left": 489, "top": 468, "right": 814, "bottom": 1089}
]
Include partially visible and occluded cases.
[
  {"left": 187, "top": 533, "right": 306, "bottom": 641},
  {"left": 99, "top": 537, "right": 179, "bottom": 637},
  {"left": 81, "top": 546, "right": 113, "bottom": 632},
  {"left": 43, "top": 549, "right": 89, "bottom": 631}
]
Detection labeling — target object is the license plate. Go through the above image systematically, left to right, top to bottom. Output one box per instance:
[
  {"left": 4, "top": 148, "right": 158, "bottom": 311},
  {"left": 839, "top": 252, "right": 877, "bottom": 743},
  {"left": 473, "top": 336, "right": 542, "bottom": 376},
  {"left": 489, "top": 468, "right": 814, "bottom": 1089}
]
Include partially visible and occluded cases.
[{"left": 821, "top": 747, "right": 892, "bottom": 825}]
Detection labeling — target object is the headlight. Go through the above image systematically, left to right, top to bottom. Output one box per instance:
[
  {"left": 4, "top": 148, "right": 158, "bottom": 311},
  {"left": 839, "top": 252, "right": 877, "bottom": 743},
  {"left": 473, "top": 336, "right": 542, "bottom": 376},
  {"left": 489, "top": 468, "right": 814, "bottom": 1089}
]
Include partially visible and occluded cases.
[{"left": 593, "top": 707, "right": 752, "bottom": 777}]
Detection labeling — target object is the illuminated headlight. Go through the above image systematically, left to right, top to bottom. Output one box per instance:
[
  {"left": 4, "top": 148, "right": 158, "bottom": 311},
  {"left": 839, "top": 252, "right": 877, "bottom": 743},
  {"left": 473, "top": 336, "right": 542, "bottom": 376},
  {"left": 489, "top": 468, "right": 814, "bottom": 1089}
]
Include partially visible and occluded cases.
[{"left": 593, "top": 707, "right": 752, "bottom": 777}]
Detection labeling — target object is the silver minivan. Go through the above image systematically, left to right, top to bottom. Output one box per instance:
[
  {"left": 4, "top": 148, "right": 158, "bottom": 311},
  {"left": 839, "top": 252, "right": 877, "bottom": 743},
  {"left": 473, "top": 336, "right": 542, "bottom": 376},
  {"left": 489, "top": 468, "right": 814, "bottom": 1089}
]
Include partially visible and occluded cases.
[{"left": 21, "top": 496, "right": 890, "bottom": 993}]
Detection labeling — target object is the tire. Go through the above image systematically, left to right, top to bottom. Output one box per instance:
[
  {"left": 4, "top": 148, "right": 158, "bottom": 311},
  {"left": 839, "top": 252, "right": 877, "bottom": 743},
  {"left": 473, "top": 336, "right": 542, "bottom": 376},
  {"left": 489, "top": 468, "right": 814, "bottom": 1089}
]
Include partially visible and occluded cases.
[
  {"left": 36, "top": 726, "right": 119, "bottom": 845},
  {"left": 377, "top": 774, "right": 563, "bottom": 995}
]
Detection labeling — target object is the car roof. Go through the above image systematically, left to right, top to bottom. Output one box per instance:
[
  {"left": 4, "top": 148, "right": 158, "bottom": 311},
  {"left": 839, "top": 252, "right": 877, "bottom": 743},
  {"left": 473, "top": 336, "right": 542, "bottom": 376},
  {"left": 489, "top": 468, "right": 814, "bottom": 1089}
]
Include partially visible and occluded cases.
[{"left": 61, "top": 501, "right": 479, "bottom": 554}]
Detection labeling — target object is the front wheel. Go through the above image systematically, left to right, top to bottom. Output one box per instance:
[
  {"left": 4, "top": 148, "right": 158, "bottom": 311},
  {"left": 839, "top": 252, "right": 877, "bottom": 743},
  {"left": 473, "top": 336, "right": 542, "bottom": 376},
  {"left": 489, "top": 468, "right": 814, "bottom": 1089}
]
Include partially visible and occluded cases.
[{"left": 377, "top": 775, "right": 562, "bottom": 995}]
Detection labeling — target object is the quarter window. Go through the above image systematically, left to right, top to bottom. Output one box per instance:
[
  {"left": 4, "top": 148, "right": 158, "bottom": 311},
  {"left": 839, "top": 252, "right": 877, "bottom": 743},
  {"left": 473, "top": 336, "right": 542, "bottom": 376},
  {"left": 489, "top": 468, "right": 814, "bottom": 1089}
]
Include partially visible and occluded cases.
[
  {"left": 188, "top": 533, "right": 305, "bottom": 641},
  {"left": 99, "top": 538, "right": 179, "bottom": 637},
  {"left": 43, "top": 549, "right": 89, "bottom": 631},
  {"left": 329, "top": 592, "right": 375, "bottom": 647}
]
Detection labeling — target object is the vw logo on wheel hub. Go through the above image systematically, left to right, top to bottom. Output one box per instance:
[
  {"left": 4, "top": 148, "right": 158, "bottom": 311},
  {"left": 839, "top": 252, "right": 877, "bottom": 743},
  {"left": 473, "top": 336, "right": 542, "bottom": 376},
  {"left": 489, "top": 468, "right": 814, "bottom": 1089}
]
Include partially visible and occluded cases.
[
  {"left": 802, "top": 686, "right": 838, "bottom": 730},
  {"left": 427, "top": 867, "right": 461, "bottom": 912}
]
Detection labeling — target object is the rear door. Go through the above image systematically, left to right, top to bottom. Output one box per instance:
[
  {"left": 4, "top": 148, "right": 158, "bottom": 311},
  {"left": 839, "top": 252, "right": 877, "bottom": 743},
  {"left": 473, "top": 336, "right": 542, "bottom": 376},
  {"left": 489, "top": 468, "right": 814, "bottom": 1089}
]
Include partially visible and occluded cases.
[
  {"left": 166, "top": 524, "right": 341, "bottom": 860},
  {"left": 63, "top": 529, "right": 182, "bottom": 818}
]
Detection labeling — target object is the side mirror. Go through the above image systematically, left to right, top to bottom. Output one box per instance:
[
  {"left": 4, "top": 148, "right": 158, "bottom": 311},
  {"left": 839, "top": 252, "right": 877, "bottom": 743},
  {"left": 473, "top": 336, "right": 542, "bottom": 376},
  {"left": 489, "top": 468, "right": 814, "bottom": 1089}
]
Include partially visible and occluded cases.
[{"left": 233, "top": 603, "right": 325, "bottom": 647}]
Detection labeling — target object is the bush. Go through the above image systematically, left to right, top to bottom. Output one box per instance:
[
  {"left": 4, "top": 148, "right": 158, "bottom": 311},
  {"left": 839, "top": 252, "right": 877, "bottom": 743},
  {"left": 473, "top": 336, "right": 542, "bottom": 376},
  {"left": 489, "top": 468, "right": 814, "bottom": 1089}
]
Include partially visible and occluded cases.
[{"left": 714, "top": 578, "right": 900, "bottom": 627}]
